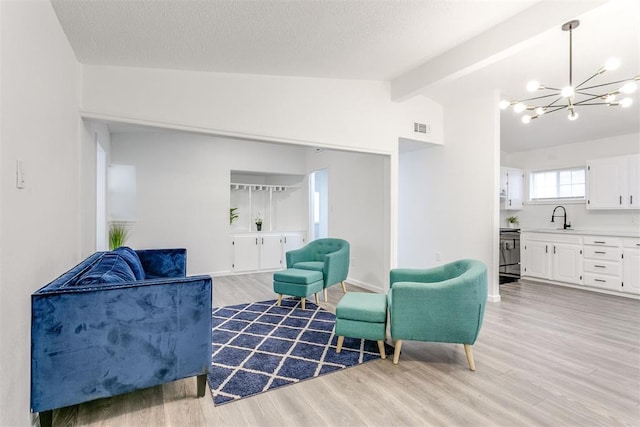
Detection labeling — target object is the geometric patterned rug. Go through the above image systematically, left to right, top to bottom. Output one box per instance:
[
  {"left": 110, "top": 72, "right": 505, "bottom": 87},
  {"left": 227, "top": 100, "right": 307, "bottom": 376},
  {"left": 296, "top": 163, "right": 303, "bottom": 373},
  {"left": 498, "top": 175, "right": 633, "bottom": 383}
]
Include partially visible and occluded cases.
[{"left": 207, "top": 298, "right": 393, "bottom": 405}]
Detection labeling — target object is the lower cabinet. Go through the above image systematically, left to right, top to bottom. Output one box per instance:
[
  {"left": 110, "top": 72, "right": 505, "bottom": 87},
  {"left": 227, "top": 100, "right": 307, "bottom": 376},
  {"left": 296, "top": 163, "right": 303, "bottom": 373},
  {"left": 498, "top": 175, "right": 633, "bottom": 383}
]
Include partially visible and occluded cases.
[
  {"left": 231, "top": 232, "right": 305, "bottom": 273},
  {"left": 522, "top": 232, "right": 639, "bottom": 296},
  {"left": 521, "top": 233, "right": 582, "bottom": 285},
  {"left": 583, "top": 236, "right": 623, "bottom": 292},
  {"left": 622, "top": 238, "right": 640, "bottom": 294}
]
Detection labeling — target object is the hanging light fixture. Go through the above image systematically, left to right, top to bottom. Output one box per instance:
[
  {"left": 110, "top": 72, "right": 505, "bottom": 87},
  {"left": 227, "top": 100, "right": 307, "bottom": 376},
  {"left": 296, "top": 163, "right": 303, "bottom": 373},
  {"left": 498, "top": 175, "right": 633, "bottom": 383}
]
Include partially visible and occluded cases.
[{"left": 500, "top": 20, "right": 639, "bottom": 124}]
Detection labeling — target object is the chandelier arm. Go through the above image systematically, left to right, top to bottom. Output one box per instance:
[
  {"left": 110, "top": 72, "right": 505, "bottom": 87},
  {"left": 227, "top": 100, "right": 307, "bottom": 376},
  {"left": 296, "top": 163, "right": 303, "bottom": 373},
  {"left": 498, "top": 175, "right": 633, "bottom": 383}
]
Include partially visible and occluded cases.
[
  {"left": 576, "top": 72, "right": 601, "bottom": 89},
  {"left": 580, "top": 77, "right": 635, "bottom": 92},
  {"left": 575, "top": 91, "right": 606, "bottom": 98},
  {"left": 515, "top": 92, "right": 562, "bottom": 103},
  {"left": 573, "top": 94, "right": 606, "bottom": 105},
  {"left": 543, "top": 96, "right": 565, "bottom": 109},
  {"left": 575, "top": 102, "right": 616, "bottom": 106}
]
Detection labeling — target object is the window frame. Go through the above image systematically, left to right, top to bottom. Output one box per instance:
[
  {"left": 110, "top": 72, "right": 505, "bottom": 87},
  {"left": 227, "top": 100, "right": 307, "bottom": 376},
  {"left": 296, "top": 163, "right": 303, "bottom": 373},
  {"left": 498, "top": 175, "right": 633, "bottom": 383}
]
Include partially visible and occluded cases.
[{"left": 527, "top": 166, "right": 586, "bottom": 205}]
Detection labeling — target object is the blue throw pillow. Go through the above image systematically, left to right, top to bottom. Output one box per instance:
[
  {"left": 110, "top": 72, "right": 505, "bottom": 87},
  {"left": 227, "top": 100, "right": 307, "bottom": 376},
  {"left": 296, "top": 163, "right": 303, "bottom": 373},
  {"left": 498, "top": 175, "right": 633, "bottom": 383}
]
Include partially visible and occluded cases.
[
  {"left": 112, "top": 246, "right": 145, "bottom": 280},
  {"left": 75, "top": 254, "right": 136, "bottom": 286}
]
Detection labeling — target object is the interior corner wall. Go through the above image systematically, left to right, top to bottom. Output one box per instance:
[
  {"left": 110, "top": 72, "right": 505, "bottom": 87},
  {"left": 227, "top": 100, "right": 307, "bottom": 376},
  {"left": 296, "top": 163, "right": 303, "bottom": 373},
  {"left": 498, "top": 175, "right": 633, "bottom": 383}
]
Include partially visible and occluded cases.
[
  {"left": 0, "top": 1, "right": 81, "bottom": 425},
  {"left": 398, "top": 93, "right": 500, "bottom": 300},
  {"left": 306, "top": 149, "right": 390, "bottom": 292}
]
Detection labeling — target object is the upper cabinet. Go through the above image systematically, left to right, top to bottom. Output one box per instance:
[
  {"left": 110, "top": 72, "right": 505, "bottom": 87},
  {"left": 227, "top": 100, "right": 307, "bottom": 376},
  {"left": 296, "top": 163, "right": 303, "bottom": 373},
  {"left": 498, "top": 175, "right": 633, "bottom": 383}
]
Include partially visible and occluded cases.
[
  {"left": 587, "top": 154, "right": 640, "bottom": 210},
  {"left": 500, "top": 166, "right": 523, "bottom": 210}
]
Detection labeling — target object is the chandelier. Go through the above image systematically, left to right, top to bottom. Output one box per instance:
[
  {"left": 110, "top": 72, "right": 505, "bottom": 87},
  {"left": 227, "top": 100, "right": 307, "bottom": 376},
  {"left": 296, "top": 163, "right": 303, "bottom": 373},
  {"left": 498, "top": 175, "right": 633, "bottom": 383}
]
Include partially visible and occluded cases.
[{"left": 500, "top": 19, "right": 639, "bottom": 123}]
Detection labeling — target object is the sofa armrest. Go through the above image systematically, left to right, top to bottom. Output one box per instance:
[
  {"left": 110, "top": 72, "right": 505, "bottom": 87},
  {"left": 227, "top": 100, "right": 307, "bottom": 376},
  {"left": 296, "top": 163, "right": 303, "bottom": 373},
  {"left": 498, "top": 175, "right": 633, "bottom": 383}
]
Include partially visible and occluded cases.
[{"left": 136, "top": 248, "right": 186, "bottom": 278}]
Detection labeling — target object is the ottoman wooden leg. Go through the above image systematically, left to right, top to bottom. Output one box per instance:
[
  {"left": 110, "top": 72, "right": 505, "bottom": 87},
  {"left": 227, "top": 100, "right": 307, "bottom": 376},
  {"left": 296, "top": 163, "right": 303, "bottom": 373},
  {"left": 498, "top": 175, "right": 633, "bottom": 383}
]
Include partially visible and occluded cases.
[
  {"left": 341, "top": 281, "right": 347, "bottom": 293},
  {"left": 323, "top": 288, "right": 328, "bottom": 302},
  {"left": 314, "top": 293, "right": 319, "bottom": 304},
  {"left": 277, "top": 294, "right": 282, "bottom": 306},
  {"left": 301, "top": 298, "right": 306, "bottom": 310},
  {"left": 336, "top": 335, "right": 344, "bottom": 353},
  {"left": 377, "top": 340, "right": 386, "bottom": 359},
  {"left": 393, "top": 340, "right": 403, "bottom": 365}
]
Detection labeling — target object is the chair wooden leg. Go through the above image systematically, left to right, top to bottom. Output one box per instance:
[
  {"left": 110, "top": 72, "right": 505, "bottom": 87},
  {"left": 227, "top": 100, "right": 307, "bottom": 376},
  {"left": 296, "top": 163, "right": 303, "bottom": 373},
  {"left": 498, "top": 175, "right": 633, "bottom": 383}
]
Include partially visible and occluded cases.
[
  {"left": 341, "top": 281, "right": 347, "bottom": 293},
  {"left": 323, "top": 288, "right": 328, "bottom": 302},
  {"left": 314, "top": 293, "right": 319, "bottom": 304},
  {"left": 277, "top": 294, "right": 282, "bottom": 306},
  {"left": 301, "top": 298, "right": 306, "bottom": 310},
  {"left": 336, "top": 335, "right": 344, "bottom": 353},
  {"left": 377, "top": 340, "right": 386, "bottom": 359},
  {"left": 393, "top": 340, "right": 403, "bottom": 365},
  {"left": 464, "top": 344, "right": 476, "bottom": 371},
  {"left": 197, "top": 374, "right": 207, "bottom": 397}
]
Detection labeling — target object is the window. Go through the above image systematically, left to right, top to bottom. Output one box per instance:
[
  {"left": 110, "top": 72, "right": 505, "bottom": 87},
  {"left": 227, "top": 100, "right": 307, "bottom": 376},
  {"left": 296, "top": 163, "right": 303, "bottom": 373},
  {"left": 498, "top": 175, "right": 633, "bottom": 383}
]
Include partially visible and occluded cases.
[{"left": 529, "top": 167, "right": 585, "bottom": 201}]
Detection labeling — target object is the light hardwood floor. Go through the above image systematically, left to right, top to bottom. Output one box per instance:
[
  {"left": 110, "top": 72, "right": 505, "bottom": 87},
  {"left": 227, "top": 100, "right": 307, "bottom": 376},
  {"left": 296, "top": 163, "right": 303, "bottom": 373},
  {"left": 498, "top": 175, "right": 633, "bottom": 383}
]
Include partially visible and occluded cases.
[{"left": 51, "top": 274, "right": 640, "bottom": 426}]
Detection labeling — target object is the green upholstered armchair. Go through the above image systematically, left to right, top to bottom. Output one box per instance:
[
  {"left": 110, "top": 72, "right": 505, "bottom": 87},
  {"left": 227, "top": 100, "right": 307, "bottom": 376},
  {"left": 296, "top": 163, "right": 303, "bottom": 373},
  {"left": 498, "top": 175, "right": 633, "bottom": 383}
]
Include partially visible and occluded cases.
[
  {"left": 286, "top": 238, "right": 350, "bottom": 301},
  {"left": 388, "top": 259, "right": 487, "bottom": 370}
]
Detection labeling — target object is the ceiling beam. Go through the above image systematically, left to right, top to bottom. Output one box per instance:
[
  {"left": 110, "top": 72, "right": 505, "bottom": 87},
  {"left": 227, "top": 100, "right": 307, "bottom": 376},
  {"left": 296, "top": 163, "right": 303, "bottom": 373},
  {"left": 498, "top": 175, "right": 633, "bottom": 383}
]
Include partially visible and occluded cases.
[{"left": 391, "top": 0, "right": 610, "bottom": 102}]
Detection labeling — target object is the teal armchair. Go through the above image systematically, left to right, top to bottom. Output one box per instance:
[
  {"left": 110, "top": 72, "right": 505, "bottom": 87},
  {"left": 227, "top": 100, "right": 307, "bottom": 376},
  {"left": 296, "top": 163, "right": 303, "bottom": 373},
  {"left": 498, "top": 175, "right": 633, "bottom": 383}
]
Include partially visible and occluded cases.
[
  {"left": 286, "top": 238, "right": 350, "bottom": 301},
  {"left": 388, "top": 259, "right": 487, "bottom": 370}
]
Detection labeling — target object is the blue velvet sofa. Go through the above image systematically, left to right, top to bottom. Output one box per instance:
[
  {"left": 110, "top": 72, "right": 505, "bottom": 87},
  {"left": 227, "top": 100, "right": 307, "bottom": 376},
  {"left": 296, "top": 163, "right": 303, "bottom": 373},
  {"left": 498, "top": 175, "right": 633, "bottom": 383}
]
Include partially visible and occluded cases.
[{"left": 31, "top": 247, "right": 212, "bottom": 427}]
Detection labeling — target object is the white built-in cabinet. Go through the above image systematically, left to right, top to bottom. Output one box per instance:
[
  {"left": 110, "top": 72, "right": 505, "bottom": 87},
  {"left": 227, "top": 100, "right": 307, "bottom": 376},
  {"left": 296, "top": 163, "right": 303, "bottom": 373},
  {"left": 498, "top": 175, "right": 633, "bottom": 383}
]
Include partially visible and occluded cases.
[
  {"left": 587, "top": 154, "right": 640, "bottom": 209},
  {"left": 500, "top": 167, "right": 523, "bottom": 210},
  {"left": 229, "top": 171, "right": 307, "bottom": 274},
  {"left": 521, "top": 231, "right": 639, "bottom": 296},
  {"left": 231, "top": 232, "right": 305, "bottom": 273},
  {"left": 521, "top": 233, "right": 582, "bottom": 285}
]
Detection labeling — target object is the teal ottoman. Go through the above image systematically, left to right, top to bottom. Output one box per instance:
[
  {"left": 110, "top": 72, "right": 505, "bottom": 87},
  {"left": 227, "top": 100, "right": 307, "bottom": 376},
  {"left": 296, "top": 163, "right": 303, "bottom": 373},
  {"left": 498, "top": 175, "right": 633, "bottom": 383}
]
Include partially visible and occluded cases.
[
  {"left": 273, "top": 268, "right": 324, "bottom": 310},
  {"left": 335, "top": 292, "right": 388, "bottom": 359}
]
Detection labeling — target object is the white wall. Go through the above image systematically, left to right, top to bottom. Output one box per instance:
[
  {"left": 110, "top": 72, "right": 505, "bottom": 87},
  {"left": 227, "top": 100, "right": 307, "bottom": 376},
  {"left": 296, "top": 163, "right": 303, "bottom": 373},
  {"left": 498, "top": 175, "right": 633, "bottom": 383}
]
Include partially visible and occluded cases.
[
  {"left": 0, "top": 1, "right": 81, "bottom": 425},
  {"left": 81, "top": 65, "right": 444, "bottom": 153},
  {"left": 398, "top": 93, "right": 501, "bottom": 301},
  {"left": 110, "top": 131, "right": 309, "bottom": 275},
  {"left": 502, "top": 132, "right": 640, "bottom": 231},
  {"left": 306, "top": 149, "right": 390, "bottom": 291}
]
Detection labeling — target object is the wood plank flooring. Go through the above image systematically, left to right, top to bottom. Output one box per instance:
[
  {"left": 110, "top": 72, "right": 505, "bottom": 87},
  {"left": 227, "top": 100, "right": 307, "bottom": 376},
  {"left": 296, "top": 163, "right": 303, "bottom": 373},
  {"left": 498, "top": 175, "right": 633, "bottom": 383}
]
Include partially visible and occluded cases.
[{"left": 51, "top": 274, "right": 640, "bottom": 426}]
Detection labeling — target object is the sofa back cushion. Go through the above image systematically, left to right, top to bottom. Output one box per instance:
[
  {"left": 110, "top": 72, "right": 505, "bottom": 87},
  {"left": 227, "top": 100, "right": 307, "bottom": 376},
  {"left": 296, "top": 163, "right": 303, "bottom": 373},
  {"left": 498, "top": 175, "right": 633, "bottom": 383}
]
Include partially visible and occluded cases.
[
  {"left": 112, "top": 246, "right": 145, "bottom": 280},
  {"left": 75, "top": 253, "right": 136, "bottom": 286}
]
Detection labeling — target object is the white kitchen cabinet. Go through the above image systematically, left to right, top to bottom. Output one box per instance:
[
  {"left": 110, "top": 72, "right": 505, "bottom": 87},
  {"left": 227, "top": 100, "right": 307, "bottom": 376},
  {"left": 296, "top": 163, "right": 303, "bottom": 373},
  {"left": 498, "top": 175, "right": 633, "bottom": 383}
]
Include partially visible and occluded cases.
[
  {"left": 587, "top": 154, "right": 639, "bottom": 209},
  {"left": 500, "top": 167, "right": 523, "bottom": 210},
  {"left": 521, "top": 233, "right": 582, "bottom": 285},
  {"left": 582, "top": 236, "right": 623, "bottom": 292},
  {"left": 622, "top": 238, "right": 640, "bottom": 294},
  {"left": 522, "top": 239, "right": 550, "bottom": 279},
  {"left": 551, "top": 242, "right": 583, "bottom": 285}
]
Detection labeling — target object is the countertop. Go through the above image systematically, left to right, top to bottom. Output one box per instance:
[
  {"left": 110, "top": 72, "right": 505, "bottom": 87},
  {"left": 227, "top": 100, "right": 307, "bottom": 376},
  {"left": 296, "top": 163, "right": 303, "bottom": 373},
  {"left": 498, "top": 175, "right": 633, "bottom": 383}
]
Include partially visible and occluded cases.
[{"left": 521, "top": 228, "right": 640, "bottom": 238}]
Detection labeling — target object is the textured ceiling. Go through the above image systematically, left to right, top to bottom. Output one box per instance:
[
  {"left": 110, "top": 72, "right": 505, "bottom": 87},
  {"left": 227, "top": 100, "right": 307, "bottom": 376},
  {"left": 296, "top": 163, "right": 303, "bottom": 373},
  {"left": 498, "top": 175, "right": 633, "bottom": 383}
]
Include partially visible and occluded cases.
[
  {"left": 51, "top": 0, "right": 537, "bottom": 80},
  {"left": 51, "top": 0, "right": 639, "bottom": 153}
]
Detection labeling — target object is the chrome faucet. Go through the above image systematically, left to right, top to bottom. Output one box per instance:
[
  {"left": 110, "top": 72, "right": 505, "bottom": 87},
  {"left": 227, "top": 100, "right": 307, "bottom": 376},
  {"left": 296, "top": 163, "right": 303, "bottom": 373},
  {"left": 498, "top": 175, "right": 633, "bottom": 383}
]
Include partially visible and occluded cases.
[{"left": 551, "top": 205, "right": 570, "bottom": 229}]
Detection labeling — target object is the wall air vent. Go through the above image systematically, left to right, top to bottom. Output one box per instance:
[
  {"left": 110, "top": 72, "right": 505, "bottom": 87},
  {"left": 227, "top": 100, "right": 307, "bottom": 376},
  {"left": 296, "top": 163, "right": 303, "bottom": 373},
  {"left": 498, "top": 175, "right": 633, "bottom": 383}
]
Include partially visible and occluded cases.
[{"left": 413, "top": 122, "right": 431, "bottom": 135}]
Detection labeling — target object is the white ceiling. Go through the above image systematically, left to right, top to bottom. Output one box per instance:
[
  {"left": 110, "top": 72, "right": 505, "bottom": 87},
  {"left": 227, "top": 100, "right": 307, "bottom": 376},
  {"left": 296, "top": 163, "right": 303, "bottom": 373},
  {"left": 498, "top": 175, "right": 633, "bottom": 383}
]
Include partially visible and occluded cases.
[{"left": 51, "top": 0, "right": 639, "bottom": 153}]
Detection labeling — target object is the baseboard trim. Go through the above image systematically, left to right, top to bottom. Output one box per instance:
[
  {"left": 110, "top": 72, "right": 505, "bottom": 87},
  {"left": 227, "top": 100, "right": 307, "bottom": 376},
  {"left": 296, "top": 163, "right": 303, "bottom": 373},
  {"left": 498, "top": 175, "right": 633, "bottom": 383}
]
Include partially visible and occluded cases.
[
  {"left": 346, "top": 277, "right": 383, "bottom": 294},
  {"left": 520, "top": 277, "right": 640, "bottom": 300},
  {"left": 487, "top": 293, "right": 501, "bottom": 303}
]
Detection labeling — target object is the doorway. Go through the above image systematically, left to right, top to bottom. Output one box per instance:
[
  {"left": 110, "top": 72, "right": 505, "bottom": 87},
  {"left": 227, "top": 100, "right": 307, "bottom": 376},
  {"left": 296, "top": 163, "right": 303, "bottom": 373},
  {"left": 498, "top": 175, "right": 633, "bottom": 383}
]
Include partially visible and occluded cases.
[
  {"left": 96, "top": 140, "right": 107, "bottom": 251},
  {"left": 309, "top": 169, "right": 328, "bottom": 241}
]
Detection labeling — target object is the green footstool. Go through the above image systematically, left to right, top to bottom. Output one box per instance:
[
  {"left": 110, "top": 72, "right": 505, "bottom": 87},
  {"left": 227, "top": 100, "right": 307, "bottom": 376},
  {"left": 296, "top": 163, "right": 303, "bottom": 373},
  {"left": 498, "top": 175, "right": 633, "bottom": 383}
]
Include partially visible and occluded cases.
[
  {"left": 273, "top": 268, "right": 324, "bottom": 310},
  {"left": 335, "top": 292, "right": 388, "bottom": 359}
]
